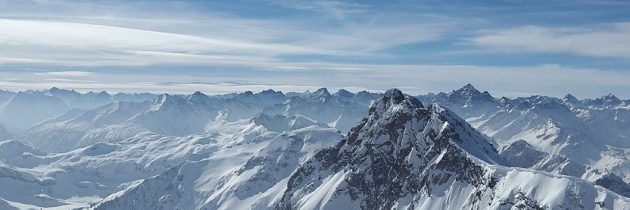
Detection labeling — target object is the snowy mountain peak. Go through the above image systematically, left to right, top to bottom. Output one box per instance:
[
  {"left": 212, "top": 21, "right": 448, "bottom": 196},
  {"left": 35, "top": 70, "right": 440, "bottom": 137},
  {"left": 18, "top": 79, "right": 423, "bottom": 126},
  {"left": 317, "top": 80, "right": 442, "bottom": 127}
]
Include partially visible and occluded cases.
[
  {"left": 454, "top": 83, "right": 480, "bottom": 94},
  {"left": 428, "top": 84, "right": 499, "bottom": 118},
  {"left": 448, "top": 84, "right": 497, "bottom": 103},
  {"left": 47, "top": 87, "right": 79, "bottom": 95},
  {"left": 306, "top": 87, "right": 332, "bottom": 102},
  {"left": 313, "top": 87, "right": 331, "bottom": 97},
  {"left": 369, "top": 88, "right": 423, "bottom": 115},
  {"left": 383, "top": 88, "right": 405, "bottom": 101},
  {"left": 257, "top": 89, "right": 284, "bottom": 97},
  {"left": 277, "top": 89, "right": 509, "bottom": 209},
  {"left": 334, "top": 89, "right": 354, "bottom": 98},
  {"left": 363, "top": 89, "right": 501, "bottom": 163},
  {"left": 84, "top": 90, "right": 112, "bottom": 99},
  {"left": 97, "top": 90, "right": 110, "bottom": 96},
  {"left": 191, "top": 90, "right": 205, "bottom": 96},
  {"left": 242, "top": 90, "right": 255, "bottom": 96},
  {"left": 356, "top": 90, "right": 371, "bottom": 96},
  {"left": 0, "top": 91, "right": 70, "bottom": 129},
  {"left": 187, "top": 91, "right": 208, "bottom": 102},
  {"left": 154, "top": 93, "right": 171, "bottom": 104},
  {"left": 563, "top": 93, "right": 579, "bottom": 102},
  {"left": 563, "top": 93, "right": 583, "bottom": 108},
  {"left": 581, "top": 93, "right": 625, "bottom": 109},
  {"left": 603, "top": 93, "right": 621, "bottom": 102},
  {"left": 605, "top": 93, "right": 619, "bottom": 99},
  {"left": 152, "top": 94, "right": 189, "bottom": 110},
  {"left": 498, "top": 96, "right": 510, "bottom": 104}
]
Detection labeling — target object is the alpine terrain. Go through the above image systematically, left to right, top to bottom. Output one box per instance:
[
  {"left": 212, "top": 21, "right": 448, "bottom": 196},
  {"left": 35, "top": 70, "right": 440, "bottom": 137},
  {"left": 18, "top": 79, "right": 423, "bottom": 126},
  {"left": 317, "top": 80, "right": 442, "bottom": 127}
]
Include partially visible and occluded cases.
[{"left": 0, "top": 87, "right": 627, "bottom": 210}]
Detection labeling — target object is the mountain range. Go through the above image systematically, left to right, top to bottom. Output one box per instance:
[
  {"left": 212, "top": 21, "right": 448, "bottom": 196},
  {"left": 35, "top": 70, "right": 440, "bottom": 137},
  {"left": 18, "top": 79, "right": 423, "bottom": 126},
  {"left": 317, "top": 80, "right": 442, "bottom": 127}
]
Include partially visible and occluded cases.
[{"left": 0, "top": 86, "right": 628, "bottom": 209}]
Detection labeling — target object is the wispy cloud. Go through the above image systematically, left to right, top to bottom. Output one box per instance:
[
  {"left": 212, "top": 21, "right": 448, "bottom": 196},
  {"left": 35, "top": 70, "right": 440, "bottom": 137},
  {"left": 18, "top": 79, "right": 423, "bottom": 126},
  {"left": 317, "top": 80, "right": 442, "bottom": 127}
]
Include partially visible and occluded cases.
[
  {"left": 0, "top": 0, "right": 629, "bottom": 98},
  {"left": 265, "top": 0, "right": 366, "bottom": 19},
  {"left": 0, "top": 16, "right": 450, "bottom": 67},
  {"left": 0, "top": 18, "right": 343, "bottom": 59},
  {"left": 467, "top": 23, "right": 630, "bottom": 58},
  {"left": 34, "top": 71, "right": 97, "bottom": 77}
]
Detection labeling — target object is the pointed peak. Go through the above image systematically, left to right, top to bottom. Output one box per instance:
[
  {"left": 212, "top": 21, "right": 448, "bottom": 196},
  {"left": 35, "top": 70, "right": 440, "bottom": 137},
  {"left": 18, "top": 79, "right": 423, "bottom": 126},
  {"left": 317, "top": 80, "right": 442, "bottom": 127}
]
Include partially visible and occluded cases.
[
  {"left": 457, "top": 83, "right": 480, "bottom": 92},
  {"left": 450, "top": 84, "right": 482, "bottom": 98},
  {"left": 47, "top": 87, "right": 78, "bottom": 94},
  {"left": 313, "top": 87, "right": 330, "bottom": 96},
  {"left": 308, "top": 88, "right": 331, "bottom": 102},
  {"left": 383, "top": 88, "right": 405, "bottom": 103},
  {"left": 256, "top": 89, "right": 284, "bottom": 99},
  {"left": 258, "top": 89, "right": 283, "bottom": 96},
  {"left": 334, "top": 89, "right": 354, "bottom": 97},
  {"left": 370, "top": 89, "right": 423, "bottom": 115},
  {"left": 15, "top": 90, "right": 40, "bottom": 96},
  {"left": 97, "top": 90, "right": 110, "bottom": 96},
  {"left": 355, "top": 90, "right": 372, "bottom": 97},
  {"left": 481, "top": 90, "right": 494, "bottom": 98},
  {"left": 188, "top": 91, "right": 207, "bottom": 100},
  {"left": 191, "top": 91, "right": 205, "bottom": 96},
  {"left": 242, "top": 91, "right": 254, "bottom": 96},
  {"left": 187, "top": 92, "right": 210, "bottom": 105},
  {"left": 153, "top": 93, "right": 187, "bottom": 107},
  {"left": 156, "top": 93, "right": 170, "bottom": 100},
  {"left": 156, "top": 93, "right": 178, "bottom": 102},
  {"left": 603, "top": 93, "right": 619, "bottom": 100},
  {"left": 563, "top": 94, "right": 580, "bottom": 103}
]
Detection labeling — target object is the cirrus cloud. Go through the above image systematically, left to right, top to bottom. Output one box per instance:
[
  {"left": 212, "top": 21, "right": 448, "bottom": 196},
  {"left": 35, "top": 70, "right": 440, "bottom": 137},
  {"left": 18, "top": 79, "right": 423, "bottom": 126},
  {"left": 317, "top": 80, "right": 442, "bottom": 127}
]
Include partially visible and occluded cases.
[{"left": 468, "top": 23, "right": 630, "bottom": 58}]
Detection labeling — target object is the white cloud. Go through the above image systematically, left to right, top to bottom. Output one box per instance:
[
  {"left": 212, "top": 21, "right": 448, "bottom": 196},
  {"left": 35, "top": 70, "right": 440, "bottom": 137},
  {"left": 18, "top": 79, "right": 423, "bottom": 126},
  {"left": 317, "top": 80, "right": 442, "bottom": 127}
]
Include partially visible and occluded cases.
[
  {"left": 0, "top": 0, "right": 628, "bottom": 99},
  {"left": 265, "top": 0, "right": 366, "bottom": 19},
  {"left": 0, "top": 17, "right": 450, "bottom": 67},
  {"left": 0, "top": 19, "right": 340, "bottom": 56},
  {"left": 468, "top": 23, "right": 630, "bottom": 58},
  {"left": 34, "top": 71, "right": 96, "bottom": 77}
]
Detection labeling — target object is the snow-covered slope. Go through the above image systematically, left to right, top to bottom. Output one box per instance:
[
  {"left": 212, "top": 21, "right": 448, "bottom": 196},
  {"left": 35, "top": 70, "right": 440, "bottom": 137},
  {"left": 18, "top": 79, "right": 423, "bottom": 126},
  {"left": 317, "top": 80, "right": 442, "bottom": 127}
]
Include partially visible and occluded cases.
[
  {"left": 430, "top": 83, "right": 500, "bottom": 119},
  {"left": 425, "top": 85, "right": 630, "bottom": 184},
  {"left": 1, "top": 86, "right": 629, "bottom": 209},
  {"left": 45, "top": 87, "right": 157, "bottom": 110},
  {"left": 0, "top": 88, "right": 157, "bottom": 131},
  {"left": 46, "top": 88, "right": 112, "bottom": 110},
  {"left": 262, "top": 88, "right": 372, "bottom": 133},
  {"left": 276, "top": 89, "right": 629, "bottom": 210},
  {"left": 0, "top": 90, "right": 13, "bottom": 105},
  {"left": 0, "top": 91, "right": 70, "bottom": 130},
  {"left": 129, "top": 94, "right": 219, "bottom": 136},
  {"left": 22, "top": 101, "right": 152, "bottom": 153},
  {"left": 0, "top": 106, "right": 342, "bottom": 209},
  {"left": 87, "top": 118, "right": 343, "bottom": 210},
  {"left": 0, "top": 124, "right": 14, "bottom": 140},
  {"left": 499, "top": 140, "right": 586, "bottom": 177}
]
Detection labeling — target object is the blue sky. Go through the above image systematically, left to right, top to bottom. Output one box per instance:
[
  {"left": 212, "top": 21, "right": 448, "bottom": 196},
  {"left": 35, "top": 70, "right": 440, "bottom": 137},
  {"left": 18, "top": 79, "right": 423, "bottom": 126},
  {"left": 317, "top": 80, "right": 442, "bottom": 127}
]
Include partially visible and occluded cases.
[{"left": 1, "top": 0, "right": 630, "bottom": 98}]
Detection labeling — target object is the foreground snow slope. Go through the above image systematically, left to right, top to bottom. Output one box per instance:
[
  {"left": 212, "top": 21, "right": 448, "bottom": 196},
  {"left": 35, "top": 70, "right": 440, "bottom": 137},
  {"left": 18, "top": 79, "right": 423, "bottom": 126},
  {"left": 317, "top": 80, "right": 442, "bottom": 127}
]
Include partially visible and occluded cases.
[{"left": 0, "top": 112, "right": 342, "bottom": 209}]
